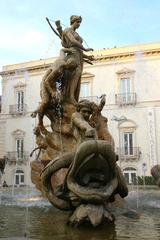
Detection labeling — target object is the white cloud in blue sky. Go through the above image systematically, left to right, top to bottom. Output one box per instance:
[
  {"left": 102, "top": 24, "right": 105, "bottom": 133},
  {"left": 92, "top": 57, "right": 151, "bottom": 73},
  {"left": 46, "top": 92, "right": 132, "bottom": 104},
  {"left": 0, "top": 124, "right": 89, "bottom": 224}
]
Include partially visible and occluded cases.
[{"left": 1, "top": 0, "right": 160, "bottom": 68}]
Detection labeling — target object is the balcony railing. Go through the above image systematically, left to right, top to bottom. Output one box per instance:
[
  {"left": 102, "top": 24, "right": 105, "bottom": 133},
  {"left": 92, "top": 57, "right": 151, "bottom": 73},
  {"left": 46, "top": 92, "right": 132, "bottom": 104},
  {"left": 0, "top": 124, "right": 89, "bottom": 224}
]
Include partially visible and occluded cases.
[
  {"left": 115, "top": 93, "right": 136, "bottom": 106},
  {"left": 9, "top": 104, "right": 27, "bottom": 115},
  {"left": 117, "top": 147, "right": 141, "bottom": 160},
  {"left": 6, "top": 151, "right": 29, "bottom": 164}
]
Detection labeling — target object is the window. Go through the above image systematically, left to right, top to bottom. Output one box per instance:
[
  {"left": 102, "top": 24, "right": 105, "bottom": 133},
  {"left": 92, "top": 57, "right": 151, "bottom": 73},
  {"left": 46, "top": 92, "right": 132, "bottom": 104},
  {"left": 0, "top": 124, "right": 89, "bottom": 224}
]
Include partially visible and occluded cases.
[
  {"left": 116, "top": 68, "right": 136, "bottom": 106},
  {"left": 120, "top": 77, "right": 132, "bottom": 103},
  {"left": 11, "top": 82, "right": 26, "bottom": 115},
  {"left": 80, "top": 82, "right": 90, "bottom": 98},
  {"left": 16, "top": 91, "right": 24, "bottom": 112},
  {"left": 118, "top": 120, "right": 140, "bottom": 160},
  {"left": 12, "top": 129, "right": 25, "bottom": 160},
  {"left": 123, "top": 132, "right": 134, "bottom": 155},
  {"left": 16, "top": 138, "right": 24, "bottom": 160},
  {"left": 123, "top": 167, "right": 137, "bottom": 184},
  {"left": 15, "top": 169, "right": 24, "bottom": 186}
]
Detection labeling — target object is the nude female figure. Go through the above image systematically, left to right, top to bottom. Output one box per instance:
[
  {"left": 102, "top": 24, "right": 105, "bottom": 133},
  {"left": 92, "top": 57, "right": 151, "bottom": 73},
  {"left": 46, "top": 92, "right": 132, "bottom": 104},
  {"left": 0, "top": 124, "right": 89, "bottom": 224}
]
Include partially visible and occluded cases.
[{"left": 60, "top": 15, "right": 94, "bottom": 105}]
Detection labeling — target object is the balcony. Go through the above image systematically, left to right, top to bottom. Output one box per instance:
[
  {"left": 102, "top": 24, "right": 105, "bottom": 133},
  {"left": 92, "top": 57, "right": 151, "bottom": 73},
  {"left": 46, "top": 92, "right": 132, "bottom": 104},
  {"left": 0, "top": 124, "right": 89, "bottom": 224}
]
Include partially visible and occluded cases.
[
  {"left": 115, "top": 93, "right": 136, "bottom": 106},
  {"left": 9, "top": 104, "right": 27, "bottom": 115},
  {"left": 117, "top": 147, "right": 141, "bottom": 161},
  {"left": 6, "top": 151, "right": 29, "bottom": 165}
]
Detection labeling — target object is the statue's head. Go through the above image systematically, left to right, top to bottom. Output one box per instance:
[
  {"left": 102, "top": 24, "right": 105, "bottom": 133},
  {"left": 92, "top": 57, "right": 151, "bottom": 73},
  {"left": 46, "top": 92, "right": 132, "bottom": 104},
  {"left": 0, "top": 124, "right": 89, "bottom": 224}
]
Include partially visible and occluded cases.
[
  {"left": 70, "top": 15, "right": 82, "bottom": 25},
  {"left": 77, "top": 100, "right": 93, "bottom": 121}
]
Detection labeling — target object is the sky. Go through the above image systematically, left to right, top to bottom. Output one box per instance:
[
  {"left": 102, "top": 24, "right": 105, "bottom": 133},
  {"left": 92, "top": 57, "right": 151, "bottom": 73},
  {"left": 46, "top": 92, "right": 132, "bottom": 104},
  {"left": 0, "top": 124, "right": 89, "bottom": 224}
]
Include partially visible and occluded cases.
[{"left": 1, "top": 0, "right": 160, "bottom": 93}]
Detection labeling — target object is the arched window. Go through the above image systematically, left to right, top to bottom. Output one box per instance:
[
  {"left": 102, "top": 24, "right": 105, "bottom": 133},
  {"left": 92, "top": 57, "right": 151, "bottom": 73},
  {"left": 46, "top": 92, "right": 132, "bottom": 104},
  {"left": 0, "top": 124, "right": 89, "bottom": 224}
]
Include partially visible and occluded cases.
[
  {"left": 123, "top": 167, "right": 137, "bottom": 184},
  {"left": 15, "top": 169, "right": 24, "bottom": 186}
]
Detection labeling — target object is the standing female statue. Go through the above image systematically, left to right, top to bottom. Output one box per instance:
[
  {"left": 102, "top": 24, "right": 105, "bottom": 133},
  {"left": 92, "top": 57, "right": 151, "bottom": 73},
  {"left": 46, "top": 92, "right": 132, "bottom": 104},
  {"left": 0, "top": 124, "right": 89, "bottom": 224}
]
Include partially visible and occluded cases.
[{"left": 60, "top": 15, "right": 94, "bottom": 105}]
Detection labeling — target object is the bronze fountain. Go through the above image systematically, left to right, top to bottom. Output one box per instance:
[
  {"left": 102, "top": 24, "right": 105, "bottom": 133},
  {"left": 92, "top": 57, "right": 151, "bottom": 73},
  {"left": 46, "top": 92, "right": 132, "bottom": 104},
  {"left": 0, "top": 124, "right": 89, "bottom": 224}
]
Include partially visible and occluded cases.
[{"left": 30, "top": 15, "right": 128, "bottom": 227}]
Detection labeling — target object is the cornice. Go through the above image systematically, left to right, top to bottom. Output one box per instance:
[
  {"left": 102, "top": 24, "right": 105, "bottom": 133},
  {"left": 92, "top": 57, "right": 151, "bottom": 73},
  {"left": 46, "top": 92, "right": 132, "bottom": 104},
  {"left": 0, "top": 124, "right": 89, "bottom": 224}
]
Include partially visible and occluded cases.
[
  {"left": 1, "top": 43, "right": 160, "bottom": 76},
  {"left": 93, "top": 48, "right": 160, "bottom": 63},
  {"left": 0, "top": 63, "right": 51, "bottom": 77},
  {"left": 116, "top": 67, "right": 135, "bottom": 75}
]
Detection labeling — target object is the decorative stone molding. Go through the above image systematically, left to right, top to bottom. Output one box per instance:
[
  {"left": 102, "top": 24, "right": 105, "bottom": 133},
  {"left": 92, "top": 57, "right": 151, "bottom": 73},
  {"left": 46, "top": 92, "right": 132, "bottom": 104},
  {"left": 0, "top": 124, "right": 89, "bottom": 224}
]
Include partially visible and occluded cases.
[
  {"left": 93, "top": 49, "right": 160, "bottom": 63},
  {"left": 0, "top": 64, "right": 51, "bottom": 77},
  {"left": 116, "top": 67, "right": 135, "bottom": 75},
  {"left": 82, "top": 72, "right": 95, "bottom": 79},
  {"left": 14, "top": 81, "right": 26, "bottom": 89},
  {"left": 118, "top": 120, "right": 137, "bottom": 129},
  {"left": 11, "top": 129, "right": 25, "bottom": 138}
]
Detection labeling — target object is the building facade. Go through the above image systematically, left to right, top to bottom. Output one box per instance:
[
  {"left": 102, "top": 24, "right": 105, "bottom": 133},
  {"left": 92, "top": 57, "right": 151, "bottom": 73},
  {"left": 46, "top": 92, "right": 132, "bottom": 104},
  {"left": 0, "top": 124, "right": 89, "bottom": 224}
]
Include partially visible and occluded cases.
[{"left": 0, "top": 42, "right": 160, "bottom": 186}]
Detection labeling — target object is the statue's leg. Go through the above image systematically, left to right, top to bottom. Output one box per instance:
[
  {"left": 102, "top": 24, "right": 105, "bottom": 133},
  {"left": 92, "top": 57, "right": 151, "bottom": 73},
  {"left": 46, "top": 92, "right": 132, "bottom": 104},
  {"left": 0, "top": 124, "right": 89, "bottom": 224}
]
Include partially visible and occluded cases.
[
  {"left": 69, "top": 67, "right": 82, "bottom": 105},
  {"left": 75, "top": 76, "right": 81, "bottom": 102},
  {"left": 37, "top": 87, "right": 50, "bottom": 128}
]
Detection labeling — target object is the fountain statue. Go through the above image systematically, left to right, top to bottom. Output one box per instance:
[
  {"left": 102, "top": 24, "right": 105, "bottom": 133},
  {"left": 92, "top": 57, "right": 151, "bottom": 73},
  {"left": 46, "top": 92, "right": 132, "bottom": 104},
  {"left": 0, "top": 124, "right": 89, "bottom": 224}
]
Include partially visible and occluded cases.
[
  {"left": 30, "top": 15, "right": 128, "bottom": 227},
  {"left": 151, "top": 165, "right": 160, "bottom": 187}
]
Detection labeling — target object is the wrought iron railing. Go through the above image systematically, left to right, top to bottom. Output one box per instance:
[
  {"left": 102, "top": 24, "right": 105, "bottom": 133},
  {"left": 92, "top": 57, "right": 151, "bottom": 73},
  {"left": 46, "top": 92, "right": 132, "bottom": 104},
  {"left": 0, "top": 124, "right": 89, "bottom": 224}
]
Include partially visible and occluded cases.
[
  {"left": 115, "top": 93, "right": 136, "bottom": 106},
  {"left": 9, "top": 104, "right": 27, "bottom": 115},
  {"left": 116, "top": 147, "right": 141, "bottom": 160},
  {"left": 6, "top": 151, "right": 29, "bottom": 164}
]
